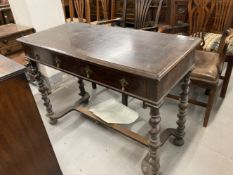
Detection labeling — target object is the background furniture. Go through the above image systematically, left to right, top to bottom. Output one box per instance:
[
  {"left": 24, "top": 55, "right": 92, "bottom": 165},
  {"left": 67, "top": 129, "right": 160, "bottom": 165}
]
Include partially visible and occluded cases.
[
  {"left": 168, "top": 0, "right": 233, "bottom": 127},
  {"left": 201, "top": 0, "right": 233, "bottom": 98},
  {"left": 0, "top": 2, "right": 14, "bottom": 25},
  {"left": 0, "top": 24, "right": 34, "bottom": 65},
  {"left": 0, "top": 55, "right": 62, "bottom": 175}
]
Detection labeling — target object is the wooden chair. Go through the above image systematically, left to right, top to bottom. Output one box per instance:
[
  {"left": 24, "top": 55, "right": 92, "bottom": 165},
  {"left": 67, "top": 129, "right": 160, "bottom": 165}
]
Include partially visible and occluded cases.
[
  {"left": 62, "top": 0, "right": 91, "bottom": 23},
  {"left": 95, "top": 0, "right": 127, "bottom": 27},
  {"left": 97, "top": 0, "right": 167, "bottom": 29},
  {"left": 165, "top": 0, "right": 233, "bottom": 98},
  {"left": 168, "top": 0, "right": 233, "bottom": 127},
  {"left": 201, "top": 0, "right": 233, "bottom": 98}
]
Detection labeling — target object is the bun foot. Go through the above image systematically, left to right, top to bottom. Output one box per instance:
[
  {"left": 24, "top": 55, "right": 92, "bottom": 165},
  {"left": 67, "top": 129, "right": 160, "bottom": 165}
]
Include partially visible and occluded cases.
[
  {"left": 49, "top": 118, "right": 58, "bottom": 125},
  {"left": 173, "top": 138, "right": 184, "bottom": 146}
]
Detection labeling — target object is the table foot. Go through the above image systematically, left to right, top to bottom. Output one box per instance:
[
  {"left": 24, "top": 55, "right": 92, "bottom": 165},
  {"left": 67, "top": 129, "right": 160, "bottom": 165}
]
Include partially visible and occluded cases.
[
  {"left": 49, "top": 118, "right": 58, "bottom": 125},
  {"left": 173, "top": 138, "right": 184, "bottom": 146},
  {"left": 142, "top": 153, "right": 161, "bottom": 175}
]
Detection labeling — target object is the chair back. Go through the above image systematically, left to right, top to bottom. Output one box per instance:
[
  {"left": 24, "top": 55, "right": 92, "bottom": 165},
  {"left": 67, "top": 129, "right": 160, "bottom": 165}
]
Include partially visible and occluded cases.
[
  {"left": 61, "top": 0, "right": 91, "bottom": 23},
  {"left": 74, "top": 0, "right": 91, "bottom": 23},
  {"left": 96, "top": 0, "right": 110, "bottom": 21},
  {"left": 134, "top": 0, "right": 153, "bottom": 29},
  {"left": 134, "top": 0, "right": 165, "bottom": 29},
  {"left": 188, "top": 0, "right": 216, "bottom": 46},
  {"left": 212, "top": 0, "right": 233, "bottom": 33}
]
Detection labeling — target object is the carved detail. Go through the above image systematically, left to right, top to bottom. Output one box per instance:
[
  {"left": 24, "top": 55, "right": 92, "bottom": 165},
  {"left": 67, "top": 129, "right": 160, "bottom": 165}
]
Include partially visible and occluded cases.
[{"left": 173, "top": 72, "right": 190, "bottom": 146}]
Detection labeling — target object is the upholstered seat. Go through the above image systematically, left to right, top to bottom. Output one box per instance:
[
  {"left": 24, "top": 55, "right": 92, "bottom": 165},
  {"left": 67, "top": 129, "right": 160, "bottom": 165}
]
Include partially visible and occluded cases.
[
  {"left": 203, "top": 33, "right": 233, "bottom": 56},
  {"left": 191, "top": 50, "right": 220, "bottom": 82}
]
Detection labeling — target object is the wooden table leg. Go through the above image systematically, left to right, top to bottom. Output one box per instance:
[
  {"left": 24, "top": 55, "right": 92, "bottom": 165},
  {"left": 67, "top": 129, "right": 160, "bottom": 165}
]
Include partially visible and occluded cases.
[
  {"left": 30, "top": 61, "right": 56, "bottom": 124},
  {"left": 173, "top": 72, "right": 190, "bottom": 146},
  {"left": 78, "top": 78, "right": 90, "bottom": 103},
  {"left": 142, "top": 107, "right": 161, "bottom": 175}
]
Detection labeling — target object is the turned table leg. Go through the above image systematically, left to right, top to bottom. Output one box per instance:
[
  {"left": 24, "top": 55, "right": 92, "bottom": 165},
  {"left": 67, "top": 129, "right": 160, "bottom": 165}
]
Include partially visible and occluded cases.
[
  {"left": 30, "top": 61, "right": 56, "bottom": 124},
  {"left": 173, "top": 72, "right": 190, "bottom": 146},
  {"left": 78, "top": 78, "right": 89, "bottom": 103},
  {"left": 142, "top": 107, "right": 161, "bottom": 175}
]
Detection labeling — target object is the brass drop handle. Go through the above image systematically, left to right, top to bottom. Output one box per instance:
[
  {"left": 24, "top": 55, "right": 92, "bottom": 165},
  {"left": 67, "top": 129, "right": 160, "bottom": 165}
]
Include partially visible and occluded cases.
[
  {"left": 2, "top": 39, "right": 8, "bottom": 44},
  {"left": 34, "top": 54, "right": 40, "bottom": 60},
  {"left": 55, "top": 58, "right": 61, "bottom": 68},
  {"left": 85, "top": 67, "right": 92, "bottom": 78},
  {"left": 119, "top": 78, "right": 128, "bottom": 91}
]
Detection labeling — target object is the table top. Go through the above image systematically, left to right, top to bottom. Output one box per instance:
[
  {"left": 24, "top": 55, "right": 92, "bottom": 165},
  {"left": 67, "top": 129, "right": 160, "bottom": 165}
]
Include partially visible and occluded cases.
[
  {"left": 18, "top": 23, "right": 200, "bottom": 80},
  {"left": 0, "top": 24, "right": 34, "bottom": 39},
  {"left": 0, "top": 55, "right": 25, "bottom": 81}
]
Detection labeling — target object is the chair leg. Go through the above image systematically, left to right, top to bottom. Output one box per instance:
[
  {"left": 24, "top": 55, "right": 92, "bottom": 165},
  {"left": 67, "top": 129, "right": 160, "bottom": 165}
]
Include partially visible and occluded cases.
[
  {"left": 220, "top": 59, "right": 233, "bottom": 98},
  {"left": 92, "top": 82, "right": 97, "bottom": 89},
  {"left": 203, "top": 88, "right": 217, "bottom": 127}
]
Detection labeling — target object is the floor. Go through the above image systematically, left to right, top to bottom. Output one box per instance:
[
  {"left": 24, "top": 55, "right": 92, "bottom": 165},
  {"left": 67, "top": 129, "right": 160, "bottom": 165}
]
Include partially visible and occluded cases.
[{"left": 32, "top": 73, "right": 233, "bottom": 175}]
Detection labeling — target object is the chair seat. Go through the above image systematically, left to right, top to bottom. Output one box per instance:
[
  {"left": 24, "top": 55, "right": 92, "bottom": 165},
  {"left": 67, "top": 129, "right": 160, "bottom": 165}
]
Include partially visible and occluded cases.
[
  {"left": 66, "top": 18, "right": 87, "bottom": 23},
  {"left": 203, "top": 32, "right": 233, "bottom": 56},
  {"left": 191, "top": 50, "right": 220, "bottom": 82}
]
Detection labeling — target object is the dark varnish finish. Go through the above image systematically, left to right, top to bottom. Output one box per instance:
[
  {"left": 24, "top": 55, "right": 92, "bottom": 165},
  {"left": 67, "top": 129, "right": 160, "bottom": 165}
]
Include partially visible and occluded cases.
[
  {"left": 18, "top": 23, "right": 200, "bottom": 175},
  {"left": 0, "top": 55, "right": 62, "bottom": 175}
]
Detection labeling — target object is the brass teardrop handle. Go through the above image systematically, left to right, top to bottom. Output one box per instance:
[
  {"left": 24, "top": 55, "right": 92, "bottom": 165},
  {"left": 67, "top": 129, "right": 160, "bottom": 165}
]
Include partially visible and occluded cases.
[
  {"left": 2, "top": 39, "right": 8, "bottom": 44},
  {"left": 34, "top": 54, "right": 40, "bottom": 60},
  {"left": 55, "top": 58, "right": 61, "bottom": 68},
  {"left": 85, "top": 67, "right": 92, "bottom": 78},
  {"left": 119, "top": 78, "right": 129, "bottom": 91}
]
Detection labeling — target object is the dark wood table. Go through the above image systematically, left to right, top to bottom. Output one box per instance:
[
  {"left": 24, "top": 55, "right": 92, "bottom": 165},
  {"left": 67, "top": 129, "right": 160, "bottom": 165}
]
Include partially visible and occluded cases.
[
  {"left": 18, "top": 23, "right": 200, "bottom": 175},
  {"left": 0, "top": 55, "right": 62, "bottom": 175}
]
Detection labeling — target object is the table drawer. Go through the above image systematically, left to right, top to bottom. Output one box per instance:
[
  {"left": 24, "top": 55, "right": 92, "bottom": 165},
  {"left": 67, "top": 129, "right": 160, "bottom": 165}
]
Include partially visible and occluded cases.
[{"left": 28, "top": 47, "right": 147, "bottom": 97}]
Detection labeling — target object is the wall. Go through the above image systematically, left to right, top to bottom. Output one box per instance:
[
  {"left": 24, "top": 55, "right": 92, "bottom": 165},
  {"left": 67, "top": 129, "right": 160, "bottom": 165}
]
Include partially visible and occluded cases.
[{"left": 9, "top": 0, "right": 66, "bottom": 87}]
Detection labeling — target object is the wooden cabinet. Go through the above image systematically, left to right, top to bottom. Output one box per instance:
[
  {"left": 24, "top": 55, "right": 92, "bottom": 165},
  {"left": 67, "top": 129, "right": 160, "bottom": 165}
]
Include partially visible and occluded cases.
[
  {"left": 0, "top": 24, "right": 34, "bottom": 56},
  {"left": 0, "top": 55, "right": 63, "bottom": 175}
]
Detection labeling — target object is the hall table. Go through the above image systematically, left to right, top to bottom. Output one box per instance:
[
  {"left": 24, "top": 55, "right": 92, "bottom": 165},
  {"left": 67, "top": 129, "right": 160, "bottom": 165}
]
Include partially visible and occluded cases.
[{"left": 18, "top": 23, "right": 200, "bottom": 175}]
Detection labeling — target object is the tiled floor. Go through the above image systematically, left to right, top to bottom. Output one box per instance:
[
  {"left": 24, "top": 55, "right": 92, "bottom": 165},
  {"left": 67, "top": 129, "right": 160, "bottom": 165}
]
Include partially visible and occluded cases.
[{"left": 33, "top": 74, "right": 233, "bottom": 175}]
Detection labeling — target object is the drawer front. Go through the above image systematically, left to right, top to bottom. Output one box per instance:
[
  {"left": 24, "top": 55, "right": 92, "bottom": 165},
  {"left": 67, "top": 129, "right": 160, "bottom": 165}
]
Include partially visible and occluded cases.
[
  {"left": 0, "top": 30, "right": 34, "bottom": 55},
  {"left": 27, "top": 46, "right": 147, "bottom": 98}
]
